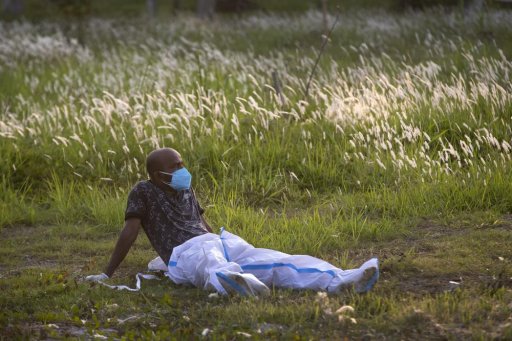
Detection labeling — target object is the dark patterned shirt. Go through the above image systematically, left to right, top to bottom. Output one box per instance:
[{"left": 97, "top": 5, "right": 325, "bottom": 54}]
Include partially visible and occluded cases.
[{"left": 124, "top": 180, "right": 209, "bottom": 265}]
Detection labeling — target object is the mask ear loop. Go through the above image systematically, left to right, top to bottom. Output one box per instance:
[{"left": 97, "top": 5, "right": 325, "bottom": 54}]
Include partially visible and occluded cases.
[
  {"left": 158, "top": 171, "right": 174, "bottom": 187},
  {"left": 159, "top": 171, "right": 173, "bottom": 179}
]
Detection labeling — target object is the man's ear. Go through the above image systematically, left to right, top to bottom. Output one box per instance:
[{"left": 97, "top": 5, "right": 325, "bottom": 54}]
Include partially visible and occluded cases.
[{"left": 149, "top": 171, "right": 159, "bottom": 181}]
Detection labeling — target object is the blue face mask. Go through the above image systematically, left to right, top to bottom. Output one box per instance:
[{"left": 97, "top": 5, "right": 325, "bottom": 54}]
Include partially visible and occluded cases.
[{"left": 159, "top": 168, "right": 192, "bottom": 191}]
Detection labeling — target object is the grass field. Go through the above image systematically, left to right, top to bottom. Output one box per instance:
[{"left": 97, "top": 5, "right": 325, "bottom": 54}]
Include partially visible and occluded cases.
[{"left": 1, "top": 7, "right": 512, "bottom": 339}]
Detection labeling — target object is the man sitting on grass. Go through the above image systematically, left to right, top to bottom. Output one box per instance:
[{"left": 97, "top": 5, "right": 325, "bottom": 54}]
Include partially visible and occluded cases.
[{"left": 86, "top": 148, "right": 379, "bottom": 296}]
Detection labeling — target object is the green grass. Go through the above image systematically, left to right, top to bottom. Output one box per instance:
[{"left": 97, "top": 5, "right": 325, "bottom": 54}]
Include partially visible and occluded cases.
[
  {"left": 1, "top": 7, "right": 512, "bottom": 339},
  {"left": 1, "top": 213, "right": 511, "bottom": 339}
]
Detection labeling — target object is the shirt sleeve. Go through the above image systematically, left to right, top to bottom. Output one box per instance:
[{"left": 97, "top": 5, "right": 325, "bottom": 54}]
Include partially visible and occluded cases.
[{"left": 125, "top": 183, "right": 147, "bottom": 220}]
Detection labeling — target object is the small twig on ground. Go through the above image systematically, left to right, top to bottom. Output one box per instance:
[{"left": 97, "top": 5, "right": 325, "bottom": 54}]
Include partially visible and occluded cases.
[{"left": 303, "top": 8, "right": 340, "bottom": 99}]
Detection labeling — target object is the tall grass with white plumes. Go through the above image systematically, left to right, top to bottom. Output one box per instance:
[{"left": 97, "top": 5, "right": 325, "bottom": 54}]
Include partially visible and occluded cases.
[{"left": 1, "top": 8, "right": 511, "bottom": 238}]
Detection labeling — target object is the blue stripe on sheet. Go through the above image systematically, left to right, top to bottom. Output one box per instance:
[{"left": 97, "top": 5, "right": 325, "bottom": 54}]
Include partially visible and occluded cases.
[
  {"left": 219, "top": 227, "right": 231, "bottom": 262},
  {"left": 241, "top": 263, "right": 336, "bottom": 277},
  {"left": 216, "top": 272, "right": 247, "bottom": 296}
]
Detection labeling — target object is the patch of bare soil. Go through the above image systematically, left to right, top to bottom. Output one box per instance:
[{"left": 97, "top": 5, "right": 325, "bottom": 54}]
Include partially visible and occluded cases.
[
  {"left": 350, "top": 216, "right": 512, "bottom": 295},
  {"left": 0, "top": 224, "right": 50, "bottom": 238},
  {"left": 0, "top": 224, "right": 116, "bottom": 280},
  {"left": 2, "top": 322, "right": 120, "bottom": 340}
]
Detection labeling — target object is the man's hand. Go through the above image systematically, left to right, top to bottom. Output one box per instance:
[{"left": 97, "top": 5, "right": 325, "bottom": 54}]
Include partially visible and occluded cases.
[{"left": 85, "top": 273, "right": 109, "bottom": 282}]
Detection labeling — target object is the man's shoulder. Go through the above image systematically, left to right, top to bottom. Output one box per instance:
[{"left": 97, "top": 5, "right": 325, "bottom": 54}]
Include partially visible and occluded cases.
[{"left": 129, "top": 180, "right": 155, "bottom": 195}]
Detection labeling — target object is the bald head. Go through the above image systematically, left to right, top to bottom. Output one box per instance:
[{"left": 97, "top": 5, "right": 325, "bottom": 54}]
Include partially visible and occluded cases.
[{"left": 146, "top": 148, "right": 183, "bottom": 179}]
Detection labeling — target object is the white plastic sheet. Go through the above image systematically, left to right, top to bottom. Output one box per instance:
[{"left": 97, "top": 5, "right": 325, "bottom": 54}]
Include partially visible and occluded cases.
[{"left": 166, "top": 228, "right": 379, "bottom": 294}]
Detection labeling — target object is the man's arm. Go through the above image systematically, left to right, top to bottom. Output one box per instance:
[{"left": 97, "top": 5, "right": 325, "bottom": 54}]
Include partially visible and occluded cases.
[{"left": 104, "top": 217, "right": 141, "bottom": 277}]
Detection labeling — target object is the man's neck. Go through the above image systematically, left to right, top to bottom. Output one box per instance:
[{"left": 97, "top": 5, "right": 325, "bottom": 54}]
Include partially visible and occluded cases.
[{"left": 149, "top": 179, "right": 179, "bottom": 196}]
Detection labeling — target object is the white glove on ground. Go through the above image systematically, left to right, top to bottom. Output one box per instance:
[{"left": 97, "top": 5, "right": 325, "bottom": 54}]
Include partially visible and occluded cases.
[{"left": 85, "top": 273, "right": 109, "bottom": 282}]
